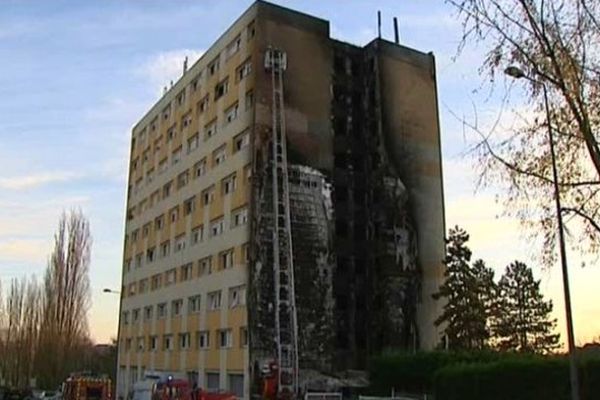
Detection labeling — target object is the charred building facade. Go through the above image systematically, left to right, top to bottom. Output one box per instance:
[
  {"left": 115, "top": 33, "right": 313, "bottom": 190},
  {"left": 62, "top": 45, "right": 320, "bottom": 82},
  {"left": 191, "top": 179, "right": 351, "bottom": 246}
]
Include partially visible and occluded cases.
[
  {"left": 119, "top": 1, "right": 445, "bottom": 398},
  {"left": 248, "top": 1, "right": 445, "bottom": 392}
]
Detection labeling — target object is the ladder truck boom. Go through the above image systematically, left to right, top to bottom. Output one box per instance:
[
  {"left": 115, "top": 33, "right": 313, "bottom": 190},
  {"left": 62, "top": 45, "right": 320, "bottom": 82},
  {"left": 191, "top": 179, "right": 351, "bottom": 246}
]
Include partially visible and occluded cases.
[{"left": 264, "top": 47, "right": 299, "bottom": 399}]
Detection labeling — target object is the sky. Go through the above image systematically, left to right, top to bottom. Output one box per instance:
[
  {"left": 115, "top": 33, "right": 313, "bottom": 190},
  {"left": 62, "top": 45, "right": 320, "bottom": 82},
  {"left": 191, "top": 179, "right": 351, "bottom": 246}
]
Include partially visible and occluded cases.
[{"left": 0, "top": 0, "right": 598, "bottom": 346}]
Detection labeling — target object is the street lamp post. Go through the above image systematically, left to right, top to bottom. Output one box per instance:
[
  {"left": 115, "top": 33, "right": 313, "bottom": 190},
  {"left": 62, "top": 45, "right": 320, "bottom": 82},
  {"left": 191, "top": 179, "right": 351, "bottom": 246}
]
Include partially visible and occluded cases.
[
  {"left": 505, "top": 66, "right": 580, "bottom": 400},
  {"left": 103, "top": 287, "right": 123, "bottom": 399}
]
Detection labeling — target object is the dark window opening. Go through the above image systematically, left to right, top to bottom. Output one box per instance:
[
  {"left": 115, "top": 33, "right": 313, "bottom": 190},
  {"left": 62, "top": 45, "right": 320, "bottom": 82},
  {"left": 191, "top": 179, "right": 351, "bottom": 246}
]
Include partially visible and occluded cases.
[{"left": 336, "top": 219, "right": 349, "bottom": 237}]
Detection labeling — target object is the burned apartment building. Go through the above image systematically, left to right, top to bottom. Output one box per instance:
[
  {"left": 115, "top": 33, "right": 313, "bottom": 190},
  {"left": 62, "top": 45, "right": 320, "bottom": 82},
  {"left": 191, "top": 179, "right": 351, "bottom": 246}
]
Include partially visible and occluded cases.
[{"left": 118, "top": 1, "right": 445, "bottom": 398}]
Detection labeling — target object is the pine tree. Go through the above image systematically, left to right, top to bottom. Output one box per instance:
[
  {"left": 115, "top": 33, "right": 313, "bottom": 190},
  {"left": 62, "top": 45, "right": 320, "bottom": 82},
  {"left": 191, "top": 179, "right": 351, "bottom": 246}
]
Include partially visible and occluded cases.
[
  {"left": 433, "top": 226, "right": 495, "bottom": 350},
  {"left": 472, "top": 259, "right": 498, "bottom": 348},
  {"left": 493, "top": 261, "right": 560, "bottom": 353}
]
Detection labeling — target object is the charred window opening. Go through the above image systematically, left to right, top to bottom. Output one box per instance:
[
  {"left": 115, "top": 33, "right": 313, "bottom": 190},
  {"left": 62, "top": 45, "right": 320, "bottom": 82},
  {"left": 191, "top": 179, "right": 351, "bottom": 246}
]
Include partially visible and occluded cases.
[
  {"left": 334, "top": 54, "right": 346, "bottom": 74},
  {"left": 333, "top": 117, "right": 347, "bottom": 136},
  {"left": 334, "top": 153, "right": 349, "bottom": 169},
  {"left": 334, "top": 187, "right": 348, "bottom": 202},
  {"left": 335, "top": 219, "right": 349, "bottom": 237}
]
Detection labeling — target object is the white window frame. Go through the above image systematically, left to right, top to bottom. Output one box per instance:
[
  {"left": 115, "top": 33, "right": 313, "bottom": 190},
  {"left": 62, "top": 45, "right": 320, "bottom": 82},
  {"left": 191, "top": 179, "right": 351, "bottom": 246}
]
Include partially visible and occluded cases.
[
  {"left": 224, "top": 103, "right": 239, "bottom": 125},
  {"left": 204, "top": 120, "right": 218, "bottom": 140},
  {"left": 234, "top": 130, "right": 250, "bottom": 152},
  {"left": 187, "top": 133, "right": 199, "bottom": 153},
  {"left": 213, "top": 145, "right": 226, "bottom": 166},
  {"left": 171, "top": 147, "right": 182, "bottom": 165},
  {"left": 194, "top": 159, "right": 207, "bottom": 178},
  {"left": 222, "top": 174, "right": 237, "bottom": 195},
  {"left": 232, "top": 207, "right": 248, "bottom": 228},
  {"left": 210, "top": 218, "right": 225, "bottom": 237},
  {"left": 191, "top": 226, "right": 204, "bottom": 245},
  {"left": 175, "top": 235, "right": 186, "bottom": 252},
  {"left": 220, "top": 249, "right": 234, "bottom": 270},
  {"left": 199, "top": 257, "right": 212, "bottom": 276},
  {"left": 181, "top": 263, "right": 193, "bottom": 281},
  {"left": 229, "top": 285, "right": 246, "bottom": 308},
  {"left": 208, "top": 291, "right": 222, "bottom": 311},
  {"left": 188, "top": 295, "right": 201, "bottom": 314},
  {"left": 172, "top": 299, "right": 183, "bottom": 317},
  {"left": 157, "top": 303, "right": 167, "bottom": 318},
  {"left": 218, "top": 329, "right": 232, "bottom": 348},
  {"left": 198, "top": 331, "right": 210, "bottom": 349},
  {"left": 179, "top": 333, "right": 191, "bottom": 350},
  {"left": 163, "top": 335, "right": 173, "bottom": 351}
]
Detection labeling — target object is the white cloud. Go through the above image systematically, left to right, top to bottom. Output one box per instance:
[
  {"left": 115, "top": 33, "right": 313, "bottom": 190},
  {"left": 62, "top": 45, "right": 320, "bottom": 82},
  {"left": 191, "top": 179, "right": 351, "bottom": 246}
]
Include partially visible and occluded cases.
[
  {"left": 137, "top": 49, "right": 204, "bottom": 94},
  {"left": 0, "top": 171, "right": 82, "bottom": 190}
]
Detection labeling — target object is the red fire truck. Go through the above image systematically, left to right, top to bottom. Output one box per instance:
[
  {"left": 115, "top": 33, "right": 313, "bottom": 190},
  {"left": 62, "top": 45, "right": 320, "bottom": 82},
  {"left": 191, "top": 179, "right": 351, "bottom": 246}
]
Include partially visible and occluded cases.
[{"left": 62, "top": 374, "right": 112, "bottom": 400}]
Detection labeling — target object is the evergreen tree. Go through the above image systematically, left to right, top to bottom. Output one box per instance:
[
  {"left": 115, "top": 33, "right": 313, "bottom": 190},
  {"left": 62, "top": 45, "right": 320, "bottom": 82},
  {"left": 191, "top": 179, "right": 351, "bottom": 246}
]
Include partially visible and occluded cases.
[
  {"left": 433, "top": 226, "right": 495, "bottom": 350},
  {"left": 472, "top": 259, "right": 498, "bottom": 348},
  {"left": 493, "top": 261, "right": 560, "bottom": 353}
]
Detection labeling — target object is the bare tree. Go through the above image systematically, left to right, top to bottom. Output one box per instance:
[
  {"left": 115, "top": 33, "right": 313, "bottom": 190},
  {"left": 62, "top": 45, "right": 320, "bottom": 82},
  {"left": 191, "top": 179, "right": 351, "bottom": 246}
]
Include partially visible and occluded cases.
[
  {"left": 447, "top": 0, "right": 600, "bottom": 264},
  {"left": 36, "top": 209, "right": 92, "bottom": 388},
  {"left": 1, "top": 277, "right": 41, "bottom": 388},
  {"left": 0, "top": 278, "right": 5, "bottom": 385}
]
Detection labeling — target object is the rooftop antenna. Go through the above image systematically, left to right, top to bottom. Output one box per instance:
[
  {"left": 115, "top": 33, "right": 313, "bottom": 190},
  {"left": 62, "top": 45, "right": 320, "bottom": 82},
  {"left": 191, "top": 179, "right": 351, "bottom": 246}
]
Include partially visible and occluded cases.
[
  {"left": 377, "top": 11, "right": 382, "bottom": 39},
  {"left": 393, "top": 17, "right": 400, "bottom": 44},
  {"left": 183, "top": 56, "right": 188, "bottom": 75}
]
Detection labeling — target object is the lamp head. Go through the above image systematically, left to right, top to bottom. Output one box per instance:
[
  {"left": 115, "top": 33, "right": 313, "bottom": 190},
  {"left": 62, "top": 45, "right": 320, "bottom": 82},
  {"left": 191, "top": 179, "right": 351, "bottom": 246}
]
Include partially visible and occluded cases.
[{"left": 504, "top": 66, "right": 526, "bottom": 79}]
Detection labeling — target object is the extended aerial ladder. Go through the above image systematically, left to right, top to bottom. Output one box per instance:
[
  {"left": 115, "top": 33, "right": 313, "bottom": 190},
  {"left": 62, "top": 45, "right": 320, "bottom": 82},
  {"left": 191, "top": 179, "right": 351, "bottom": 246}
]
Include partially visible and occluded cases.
[{"left": 264, "top": 47, "right": 299, "bottom": 398}]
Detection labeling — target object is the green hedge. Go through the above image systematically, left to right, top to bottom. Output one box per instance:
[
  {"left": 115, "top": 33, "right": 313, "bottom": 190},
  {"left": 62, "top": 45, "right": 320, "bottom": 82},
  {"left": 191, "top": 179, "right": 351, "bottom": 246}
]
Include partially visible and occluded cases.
[
  {"left": 368, "top": 350, "right": 503, "bottom": 394},
  {"left": 368, "top": 351, "right": 600, "bottom": 400},
  {"left": 434, "top": 358, "right": 569, "bottom": 400}
]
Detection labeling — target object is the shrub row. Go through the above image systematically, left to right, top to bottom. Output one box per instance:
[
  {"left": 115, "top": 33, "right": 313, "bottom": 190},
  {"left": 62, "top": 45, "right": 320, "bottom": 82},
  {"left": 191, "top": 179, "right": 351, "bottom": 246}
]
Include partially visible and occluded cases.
[{"left": 368, "top": 351, "right": 600, "bottom": 400}]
